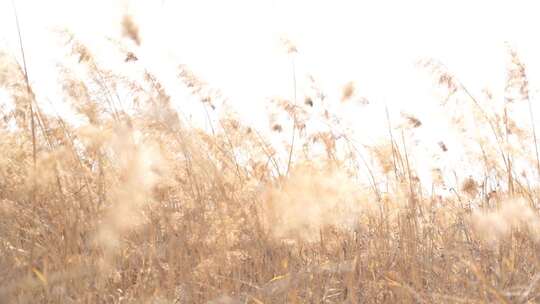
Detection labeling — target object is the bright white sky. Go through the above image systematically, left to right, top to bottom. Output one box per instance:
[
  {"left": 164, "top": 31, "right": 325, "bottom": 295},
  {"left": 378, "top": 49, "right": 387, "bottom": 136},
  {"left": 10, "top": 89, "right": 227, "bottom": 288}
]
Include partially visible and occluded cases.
[
  {"left": 1, "top": 0, "right": 540, "bottom": 187},
  {"left": 1, "top": 0, "right": 539, "bottom": 108},
  {"left": 2, "top": 1, "right": 540, "bottom": 99}
]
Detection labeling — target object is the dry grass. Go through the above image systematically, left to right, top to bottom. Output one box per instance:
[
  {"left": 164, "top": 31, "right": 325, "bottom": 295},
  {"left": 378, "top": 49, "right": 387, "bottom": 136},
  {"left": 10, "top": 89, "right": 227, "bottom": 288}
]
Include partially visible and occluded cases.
[{"left": 2, "top": 19, "right": 540, "bottom": 304}]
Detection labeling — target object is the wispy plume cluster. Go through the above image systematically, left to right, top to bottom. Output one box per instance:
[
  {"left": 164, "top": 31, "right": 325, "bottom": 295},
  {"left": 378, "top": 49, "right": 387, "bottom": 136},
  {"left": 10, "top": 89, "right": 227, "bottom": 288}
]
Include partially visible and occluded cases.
[
  {"left": 121, "top": 14, "right": 141, "bottom": 46},
  {"left": 94, "top": 125, "right": 167, "bottom": 263},
  {"left": 262, "top": 164, "right": 373, "bottom": 241},
  {"left": 471, "top": 198, "right": 540, "bottom": 245}
]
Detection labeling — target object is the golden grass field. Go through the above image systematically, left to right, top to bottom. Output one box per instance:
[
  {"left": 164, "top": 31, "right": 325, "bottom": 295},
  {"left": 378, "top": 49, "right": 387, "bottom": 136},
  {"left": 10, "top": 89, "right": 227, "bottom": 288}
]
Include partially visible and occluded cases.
[{"left": 2, "top": 13, "right": 540, "bottom": 304}]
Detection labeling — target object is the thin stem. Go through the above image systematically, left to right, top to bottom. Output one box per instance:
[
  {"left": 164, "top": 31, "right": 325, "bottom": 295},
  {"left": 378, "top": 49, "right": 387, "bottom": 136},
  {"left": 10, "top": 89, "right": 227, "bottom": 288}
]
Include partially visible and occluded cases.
[
  {"left": 11, "top": 0, "right": 37, "bottom": 169},
  {"left": 286, "top": 56, "right": 297, "bottom": 176},
  {"left": 527, "top": 97, "right": 540, "bottom": 179},
  {"left": 385, "top": 105, "right": 399, "bottom": 180}
]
